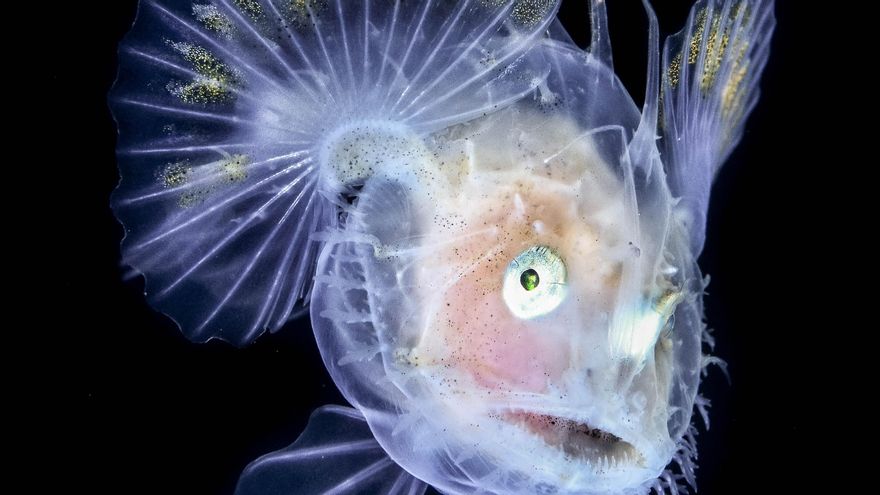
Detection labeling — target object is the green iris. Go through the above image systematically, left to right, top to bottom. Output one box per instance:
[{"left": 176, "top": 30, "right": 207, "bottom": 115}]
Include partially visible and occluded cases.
[{"left": 520, "top": 269, "right": 540, "bottom": 291}]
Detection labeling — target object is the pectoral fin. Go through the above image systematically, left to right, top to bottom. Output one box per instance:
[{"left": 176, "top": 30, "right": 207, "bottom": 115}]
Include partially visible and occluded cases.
[{"left": 235, "top": 405, "right": 427, "bottom": 495}]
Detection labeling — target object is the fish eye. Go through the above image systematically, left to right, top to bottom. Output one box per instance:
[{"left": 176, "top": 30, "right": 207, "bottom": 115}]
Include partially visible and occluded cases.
[
  {"left": 503, "top": 246, "right": 567, "bottom": 319},
  {"left": 520, "top": 269, "right": 539, "bottom": 291}
]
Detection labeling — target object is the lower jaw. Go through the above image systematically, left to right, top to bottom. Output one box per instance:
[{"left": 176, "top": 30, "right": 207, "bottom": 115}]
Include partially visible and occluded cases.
[{"left": 503, "top": 411, "right": 643, "bottom": 469}]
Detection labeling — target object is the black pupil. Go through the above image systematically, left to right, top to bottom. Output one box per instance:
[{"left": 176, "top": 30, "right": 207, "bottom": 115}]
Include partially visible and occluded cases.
[{"left": 520, "top": 268, "right": 540, "bottom": 291}]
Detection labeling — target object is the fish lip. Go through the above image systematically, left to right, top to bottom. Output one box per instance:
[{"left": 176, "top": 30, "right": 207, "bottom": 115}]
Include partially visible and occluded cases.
[{"left": 499, "top": 408, "right": 644, "bottom": 467}]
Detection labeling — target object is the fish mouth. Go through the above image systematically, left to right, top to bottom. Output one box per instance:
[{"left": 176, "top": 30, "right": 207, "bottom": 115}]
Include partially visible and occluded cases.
[{"left": 504, "top": 411, "right": 643, "bottom": 467}]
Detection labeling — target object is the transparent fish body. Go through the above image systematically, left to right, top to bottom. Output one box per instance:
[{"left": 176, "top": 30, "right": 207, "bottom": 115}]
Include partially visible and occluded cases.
[{"left": 111, "top": 1, "right": 775, "bottom": 493}]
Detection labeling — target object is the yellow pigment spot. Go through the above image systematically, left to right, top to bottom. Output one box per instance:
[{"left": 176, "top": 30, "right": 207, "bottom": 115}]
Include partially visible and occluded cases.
[
  {"left": 233, "top": 0, "right": 263, "bottom": 20},
  {"left": 479, "top": 0, "right": 553, "bottom": 27},
  {"left": 510, "top": 0, "right": 554, "bottom": 26},
  {"left": 665, "top": 2, "right": 753, "bottom": 120},
  {"left": 193, "top": 4, "right": 234, "bottom": 38},
  {"left": 688, "top": 8, "right": 707, "bottom": 64},
  {"left": 699, "top": 10, "right": 728, "bottom": 92},
  {"left": 167, "top": 42, "right": 241, "bottom": 103},
  {"left": 172, "top": 43, "right": 237, "bottom": 81},
  {"left": 666, "top": 52, "right": 682, "bottom": 89},
  {"left": 721, "top": 61, "right": 748, "bottom": 117},
  {"left": 170, "top": 79, "right": 233, "bottom": 104},
  {"left": 158, "top": 154, "right": 250, "bottom": 207},
  {"left": 221, "top": 154, "right": 250, "bottom": 182},
  {"left": 162, "top": 161, "right": 190, "bottom": 188}
]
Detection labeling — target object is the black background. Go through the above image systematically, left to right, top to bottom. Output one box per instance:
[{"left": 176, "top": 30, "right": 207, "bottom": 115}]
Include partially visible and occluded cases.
[{"left": 46, "top": 1, "right": 815, "bottom": 494}]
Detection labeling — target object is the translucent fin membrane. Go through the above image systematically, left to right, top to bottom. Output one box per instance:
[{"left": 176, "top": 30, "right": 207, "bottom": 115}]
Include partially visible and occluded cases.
[
  {"left": 111, "top": 0, "right": 560, "bottom": 345},
  {"left": 660, "top": 0, "right": 776, "bottom": 252},
  {"left": 235, "top": 405, "right": 427, "bottom": 495}
]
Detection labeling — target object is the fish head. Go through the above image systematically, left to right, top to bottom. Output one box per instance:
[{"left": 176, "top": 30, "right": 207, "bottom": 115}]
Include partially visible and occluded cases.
[
  {"left": 314, "top": 105, "right": 702, "bottom": 494},
  {"left": 407, "top": 110, "right": 689, "bottom": 492}
]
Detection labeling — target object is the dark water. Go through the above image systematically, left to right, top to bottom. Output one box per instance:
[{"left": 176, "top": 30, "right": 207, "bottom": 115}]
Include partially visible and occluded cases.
[{"left": 49, "top": 1, "right": 812, "bottom": 493}]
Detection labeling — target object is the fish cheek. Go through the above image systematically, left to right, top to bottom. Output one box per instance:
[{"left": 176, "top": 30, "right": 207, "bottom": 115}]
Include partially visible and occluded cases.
[
  {"left": 413, "top": 181, "right": 590, "bottom": 395},
  {"left": 428, "top": 255, "right": 570, "bottom": 394}
]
